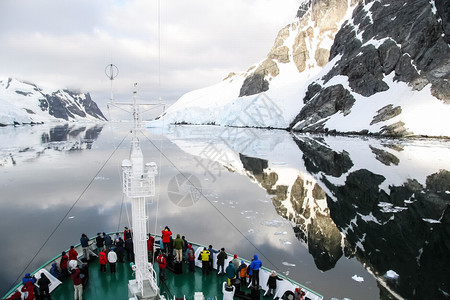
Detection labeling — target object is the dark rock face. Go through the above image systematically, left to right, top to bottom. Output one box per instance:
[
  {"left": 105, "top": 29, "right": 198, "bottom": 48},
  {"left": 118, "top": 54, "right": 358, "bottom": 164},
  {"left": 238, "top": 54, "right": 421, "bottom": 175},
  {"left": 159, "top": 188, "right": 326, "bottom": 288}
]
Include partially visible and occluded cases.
[
  {"left": 292, "top": 0, "right": 450, "bottom": 135},
  {"left": 239, "top": 72, "right": 270, "bottom": 97},
  {"left": 290, "top": 84, "right": 356, "bottom": 131},
  {"left": 40, "top": 90, "right": 106, "bottom": 121},
  {"left": 293, "top": 135, "right": 450, "bottom": 299}
]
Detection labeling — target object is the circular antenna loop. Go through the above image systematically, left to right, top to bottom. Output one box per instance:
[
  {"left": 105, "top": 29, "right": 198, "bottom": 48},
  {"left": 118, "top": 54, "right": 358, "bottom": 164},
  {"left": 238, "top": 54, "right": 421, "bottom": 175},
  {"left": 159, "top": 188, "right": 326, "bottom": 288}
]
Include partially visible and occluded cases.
[{"left": 105, "top": 64, "right": 119, "bottom": 80}]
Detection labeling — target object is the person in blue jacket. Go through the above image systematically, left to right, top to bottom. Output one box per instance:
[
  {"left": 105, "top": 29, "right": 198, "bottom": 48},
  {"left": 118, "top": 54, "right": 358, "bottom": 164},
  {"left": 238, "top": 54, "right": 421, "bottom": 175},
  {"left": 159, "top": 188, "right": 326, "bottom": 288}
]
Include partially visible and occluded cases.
[
  {"left": 249, "top": 254, "right": 262, "bottom": 288},
  {"left": 225, "top": 261, "right": 237, "bottom": 286},
  {"left": 50, "top": 262, "right": 61, "bottom": 279}
]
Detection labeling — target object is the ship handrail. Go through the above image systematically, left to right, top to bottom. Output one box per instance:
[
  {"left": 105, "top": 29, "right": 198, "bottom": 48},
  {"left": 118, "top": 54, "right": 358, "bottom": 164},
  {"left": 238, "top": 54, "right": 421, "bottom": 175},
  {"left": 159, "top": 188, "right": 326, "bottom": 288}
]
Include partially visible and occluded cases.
[
  {"left": 3, "top": 232, "right": 323, "bottom": 300},
  {"left": 151, "top": 234, "right": 324, "bottom": 300}
]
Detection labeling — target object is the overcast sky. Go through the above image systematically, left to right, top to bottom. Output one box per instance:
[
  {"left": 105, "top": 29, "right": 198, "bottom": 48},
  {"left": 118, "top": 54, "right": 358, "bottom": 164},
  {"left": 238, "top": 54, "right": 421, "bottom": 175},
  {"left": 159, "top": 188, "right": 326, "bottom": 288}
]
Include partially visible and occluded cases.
[{"left": 0, "top": 0, "right": 300, "bottom": 109}]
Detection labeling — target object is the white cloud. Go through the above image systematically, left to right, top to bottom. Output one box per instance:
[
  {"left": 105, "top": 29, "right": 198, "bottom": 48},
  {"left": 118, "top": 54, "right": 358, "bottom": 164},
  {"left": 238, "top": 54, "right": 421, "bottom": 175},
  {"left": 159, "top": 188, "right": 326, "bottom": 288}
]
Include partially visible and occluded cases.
[{"left": 0, "top": 0, "right": 301, "bottom": 110}]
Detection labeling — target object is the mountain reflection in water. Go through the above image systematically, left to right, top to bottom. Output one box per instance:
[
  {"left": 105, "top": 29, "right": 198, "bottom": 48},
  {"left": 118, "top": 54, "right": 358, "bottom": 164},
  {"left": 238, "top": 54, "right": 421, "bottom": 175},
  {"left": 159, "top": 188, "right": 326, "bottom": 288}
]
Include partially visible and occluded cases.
[
  {"left": 0, "top": 124, "right": 104, "bottom": 166},
  {"left": 165, "top": 125, "right": 450, "bottom": 300}
]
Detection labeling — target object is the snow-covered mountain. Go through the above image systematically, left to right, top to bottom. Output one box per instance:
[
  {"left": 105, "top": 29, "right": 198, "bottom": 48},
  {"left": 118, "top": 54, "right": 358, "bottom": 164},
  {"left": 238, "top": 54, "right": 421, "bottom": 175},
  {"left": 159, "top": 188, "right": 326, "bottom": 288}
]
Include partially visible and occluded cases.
[
  {"left": 152, "top": 0, "right": 450, "bottom": 137},
  {"left": 0, "top": 78, "right": 107, "bottom": 126}
]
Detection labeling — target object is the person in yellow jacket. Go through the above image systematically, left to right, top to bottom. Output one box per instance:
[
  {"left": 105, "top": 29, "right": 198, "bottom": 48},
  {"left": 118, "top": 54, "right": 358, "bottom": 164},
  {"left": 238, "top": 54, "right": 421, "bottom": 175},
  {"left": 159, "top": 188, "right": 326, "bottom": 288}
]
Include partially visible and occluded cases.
[{"left": 200, "top": 247, "right": 211, "bottom": 275}]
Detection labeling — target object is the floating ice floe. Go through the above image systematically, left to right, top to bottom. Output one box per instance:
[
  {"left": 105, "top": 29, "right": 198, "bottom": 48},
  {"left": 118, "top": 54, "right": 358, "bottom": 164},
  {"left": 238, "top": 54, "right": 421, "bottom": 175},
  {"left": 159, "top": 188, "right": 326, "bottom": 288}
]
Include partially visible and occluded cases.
[
  {"left": 94, "top": 176, "right": 110, "bottom": 180},
  {"left": 68, "top": 216, "right": 75, "bottom": 219},
  {"left": 423, "top": 218, "right": 441, "bottom": 224},
  {"left": 261, "top": 220, "right": 290, "bottom": 227},
  {"left": 248, "top": 229, "right": 254, "bottom": 233},
  {"left": 274, "top": 231, "right": 287, "bottom": 235},
  {"left": 279, "top": 239, "right": 292, "bottom": 245},
  {"left": 282, "top": 262, "right": 296, "bottom": 267},
  {"left": 385, "top": 270, "right": 399, "bottom": 280},
  {"left": 352, "top": 275, "right": 364, "bottom": 282}
]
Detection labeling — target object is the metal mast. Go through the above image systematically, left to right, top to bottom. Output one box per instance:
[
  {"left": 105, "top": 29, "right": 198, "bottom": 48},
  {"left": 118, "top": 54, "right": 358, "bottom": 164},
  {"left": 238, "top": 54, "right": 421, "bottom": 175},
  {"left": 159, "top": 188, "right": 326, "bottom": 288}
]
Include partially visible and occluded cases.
[{"left": 121, "top": 85, "right": 160, "bottom": 299}]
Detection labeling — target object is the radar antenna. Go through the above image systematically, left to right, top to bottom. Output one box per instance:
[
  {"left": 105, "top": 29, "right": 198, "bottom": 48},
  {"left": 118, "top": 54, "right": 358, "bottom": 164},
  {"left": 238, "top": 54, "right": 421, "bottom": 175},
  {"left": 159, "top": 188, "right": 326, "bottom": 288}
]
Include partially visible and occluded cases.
[{"left": 105, "top": 63, "right": 119, "bottom": 103}]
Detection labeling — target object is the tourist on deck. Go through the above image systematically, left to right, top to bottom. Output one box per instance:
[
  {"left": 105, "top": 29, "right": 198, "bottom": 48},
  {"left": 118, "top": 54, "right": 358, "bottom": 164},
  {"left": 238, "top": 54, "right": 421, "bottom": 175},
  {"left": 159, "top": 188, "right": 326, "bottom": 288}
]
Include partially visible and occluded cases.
[
  {"left": 161, "top": 226, "right": 172, "bottom": 255},
  {"left": 124, "top": 227, "right": 132, "bottom": 241},
  {"left": 103, "top": 232, "right": 112, "bottom": 252},
  {"left": 114, "top": 232, "right": 121, "bottom": 242},
  {"left": 95, "top": 233, "right": 105, "bottom": 253},
  {"left": 147, "top": 233, "right": 155, "bottom": 261},
  {"left": 80, "top": 234, "right": 90, "bottom": 262},
  {"left": 173, "top": 234, "right": 185, "bottom": 263},
  {"left": 181, "top": 236, "right": 188, "bottom": 262},
  {"left": 115, "top": 237, "right": 125, "bottom": 262},
  {"left": 125, "top": 238, "right": 134, "bottom": 262},
  {"left": 186, "top": 244, "right": 195, "bottom": 272},
  {"left": 68, "top": 245, "right": 78, "bottom": 261},
  {"left": 207, "top": 245, "right": 218, "bottom": 272},
  {"left": 68, "top": 246, "right": 78, "bottom": 272},
  {"left": 200, "top": 247, "right": 211, "bottom": 275},
  {"left": 108, "top": 248, "right": 117, "bottom": 274},
  {"left": 216, "top": 248, "right": 227, "bottom": 275},
  {"left": 99, "top": 250, "right": 107, "bottom": 273},
  {"left": 60, "top": 251, "right": 69, "bottom": 280},
  {"left": 156, "top": 253, "right": 167, "bottom": 282},
  {"left": 231, "top": 254, "right": 240, "bottom": 272},
  {"left": 249, "top": 254, "right": 262, "bottom": 288},
  {"left": 237, "top": 260, "right": 248, "bottom": 285},
  {"left": 225, "top": 261, "right": 237, "bottom": 286},
  {"left": 50, "top": 262, "right": 61, "bottom": 280},
  {"left": 71, "top": 267, "right": 83, "bottom": 300},
  {"left": 267, "top": 271, "right": 282, "bottom": 296},
  {"left": 22, "top": 273, "right": 36, "bottom": 285},
  {"left": 37, "top": 273, "right": 51, "bottom": 299},
  {"left": 21, "top": 280, "right": 35, "bottom": 300},
  {"left": 294, "top": 287, "right": 306, "bottom": 300}
]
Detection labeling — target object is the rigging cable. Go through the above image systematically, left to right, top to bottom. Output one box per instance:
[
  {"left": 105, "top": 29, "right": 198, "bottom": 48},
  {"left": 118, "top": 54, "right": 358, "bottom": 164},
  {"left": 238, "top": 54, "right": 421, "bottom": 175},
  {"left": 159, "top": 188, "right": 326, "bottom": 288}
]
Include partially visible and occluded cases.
[
  {"left": 150, "top": 0, "right": 165, "bottom": 264},
  {"left": 140, "top": 131, "right": 279, "bottom": 270},
  {"left": 7, "top": 132, "right": 129, "bottom": 293},
  {"left": 117, "top": 194, "right": 125, "bottom": 233}
]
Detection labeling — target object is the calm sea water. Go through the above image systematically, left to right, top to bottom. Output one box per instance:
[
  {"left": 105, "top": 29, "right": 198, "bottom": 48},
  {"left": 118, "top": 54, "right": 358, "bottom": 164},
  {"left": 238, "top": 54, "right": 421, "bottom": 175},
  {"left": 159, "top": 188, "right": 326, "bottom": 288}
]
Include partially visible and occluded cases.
[{"left": 1, "top": 123, "right": 449, "bottom": 300}]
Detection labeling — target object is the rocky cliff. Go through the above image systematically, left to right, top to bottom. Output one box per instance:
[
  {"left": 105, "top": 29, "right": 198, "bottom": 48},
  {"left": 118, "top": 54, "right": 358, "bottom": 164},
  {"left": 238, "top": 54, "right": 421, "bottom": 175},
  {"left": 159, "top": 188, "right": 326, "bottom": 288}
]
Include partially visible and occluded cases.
[
  {"left": 154, "top": 0, "right": 450, "bottom": 138},
  {"left": 290, "top": 0, "right": 450, "bottom": 136},
  {"left": 0, "top": 78, "right": 107, "bottom": 126}
]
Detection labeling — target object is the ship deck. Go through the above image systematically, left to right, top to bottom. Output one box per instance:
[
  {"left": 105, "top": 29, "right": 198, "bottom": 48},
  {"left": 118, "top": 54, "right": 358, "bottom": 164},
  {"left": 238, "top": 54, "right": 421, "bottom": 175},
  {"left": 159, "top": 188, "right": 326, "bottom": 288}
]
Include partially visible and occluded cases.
[
  {"left": 3, "top": 236, "right": 323, "bottom": 300},
  {"left": 51, "top": 257, "right": 249, "bottom": 299}
]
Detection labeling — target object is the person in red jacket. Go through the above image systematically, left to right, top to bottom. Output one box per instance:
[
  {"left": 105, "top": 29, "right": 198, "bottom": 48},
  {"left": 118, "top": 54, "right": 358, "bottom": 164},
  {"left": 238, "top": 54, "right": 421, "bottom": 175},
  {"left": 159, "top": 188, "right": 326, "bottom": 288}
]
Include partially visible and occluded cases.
[
  {"left": 123, "top": 226, "right": 132, "bottom": 241},
  {"left": 161, "top": 226, "right": 172, "bottom": 255},
  {"left": 147, "top": 233, "right": 155, "bottom": 261},
  {"left": 187, "top": 244, "right": 195, "bottom": 273},
  {"left": 68, "top": 245, "right": 78, "bottom": 261},
  {"left": 99, "top": 250, "right": 107, "bottom": 273},
  {"left": 60, "top": 251, "right": 69, "bottom": 279},
  {"left": 156, "top": 253, "right": 167, "bottom": 281},
  {"left": 71, "top": 267, "right": 83, "bottom": 300},
  {"left": 20, "top": 281, "right": 35, "bottom": 300}
]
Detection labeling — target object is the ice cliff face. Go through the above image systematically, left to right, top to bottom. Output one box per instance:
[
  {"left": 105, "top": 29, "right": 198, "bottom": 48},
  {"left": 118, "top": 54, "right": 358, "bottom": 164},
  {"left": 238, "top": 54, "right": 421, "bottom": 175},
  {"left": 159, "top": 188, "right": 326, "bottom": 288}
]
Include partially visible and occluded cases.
[
  {"left": 156, "top": 0, "right": 450, "bottom": 137},
  {"left": 0, "top": 78, "right": 107, "bottom": 126}
]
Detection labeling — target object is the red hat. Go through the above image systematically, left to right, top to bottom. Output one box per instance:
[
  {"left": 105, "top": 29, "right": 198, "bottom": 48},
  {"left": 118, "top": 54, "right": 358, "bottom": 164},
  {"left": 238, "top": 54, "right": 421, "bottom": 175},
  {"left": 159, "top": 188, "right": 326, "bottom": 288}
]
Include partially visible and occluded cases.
[{"left": 234, "top": 254, "right": 237, "bottom": 258}]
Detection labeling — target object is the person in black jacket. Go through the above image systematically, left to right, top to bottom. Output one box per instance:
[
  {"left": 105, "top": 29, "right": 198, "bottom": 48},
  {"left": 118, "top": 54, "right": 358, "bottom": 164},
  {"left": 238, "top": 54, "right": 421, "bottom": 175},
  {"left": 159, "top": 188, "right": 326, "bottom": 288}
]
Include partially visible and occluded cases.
[
  {"left": 95, "top": 232, "right": 105, "bottom": 253},
  {"left": 125, "top": 238, "right": 134, "bottom": 262},
  {"left": 216, "top": 248, "right": 227, "bottom": 275},
  {"left": 267, "top": 271, "right": 282, "bottom": 296},
  {"left": 37, "top": 273, "right": 51, "bottom": 299}
]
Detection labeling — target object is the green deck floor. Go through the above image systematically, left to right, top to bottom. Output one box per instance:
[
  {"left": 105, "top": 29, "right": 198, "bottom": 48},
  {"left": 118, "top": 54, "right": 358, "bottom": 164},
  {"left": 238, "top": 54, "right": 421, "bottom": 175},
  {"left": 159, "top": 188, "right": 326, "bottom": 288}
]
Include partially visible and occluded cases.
[{"left": 50, "top": 259, "right": 259, "bottom": 299}]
